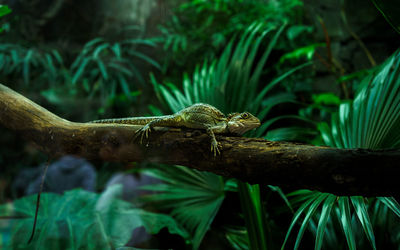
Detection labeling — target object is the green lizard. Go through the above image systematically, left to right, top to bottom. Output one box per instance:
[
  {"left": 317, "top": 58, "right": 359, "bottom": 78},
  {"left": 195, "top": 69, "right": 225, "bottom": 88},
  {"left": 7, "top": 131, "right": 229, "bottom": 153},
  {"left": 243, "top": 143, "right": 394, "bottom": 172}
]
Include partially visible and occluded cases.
[{"left": 91, "top": 103, "right": 260, "bottom": 156}]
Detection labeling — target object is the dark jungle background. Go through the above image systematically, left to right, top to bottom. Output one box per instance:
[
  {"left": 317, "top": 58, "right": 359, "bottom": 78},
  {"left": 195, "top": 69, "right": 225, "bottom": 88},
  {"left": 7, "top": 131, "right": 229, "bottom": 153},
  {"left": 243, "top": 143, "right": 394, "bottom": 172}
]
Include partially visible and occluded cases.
[{"left": 0, "top": 0, "right": 400, "bottom": 249}]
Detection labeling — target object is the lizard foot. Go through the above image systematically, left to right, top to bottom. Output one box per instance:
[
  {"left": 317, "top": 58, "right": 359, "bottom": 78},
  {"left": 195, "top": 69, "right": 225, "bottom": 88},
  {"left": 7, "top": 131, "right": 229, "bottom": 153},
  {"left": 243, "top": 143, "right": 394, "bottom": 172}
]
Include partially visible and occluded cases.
[
  {"left": 134, "top": 124, "right": 152, "bottom": 144},
  {"left": 211, "top": 141, "right": 222, "bottom": 157}
]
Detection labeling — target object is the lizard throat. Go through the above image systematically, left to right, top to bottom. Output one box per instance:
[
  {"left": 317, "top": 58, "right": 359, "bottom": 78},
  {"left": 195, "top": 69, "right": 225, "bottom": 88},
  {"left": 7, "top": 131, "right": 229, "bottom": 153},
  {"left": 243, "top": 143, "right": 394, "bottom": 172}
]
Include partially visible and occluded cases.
[{"left": 227, "top": 121, "right": 259, "bottom": 135}]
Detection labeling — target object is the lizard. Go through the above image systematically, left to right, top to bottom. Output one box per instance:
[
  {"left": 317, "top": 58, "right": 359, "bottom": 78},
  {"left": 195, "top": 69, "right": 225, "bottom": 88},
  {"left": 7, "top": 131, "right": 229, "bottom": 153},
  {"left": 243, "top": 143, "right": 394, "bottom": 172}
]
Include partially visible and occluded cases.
[{"left": 90, "top": 103, "right": 261, "bottom": 156}]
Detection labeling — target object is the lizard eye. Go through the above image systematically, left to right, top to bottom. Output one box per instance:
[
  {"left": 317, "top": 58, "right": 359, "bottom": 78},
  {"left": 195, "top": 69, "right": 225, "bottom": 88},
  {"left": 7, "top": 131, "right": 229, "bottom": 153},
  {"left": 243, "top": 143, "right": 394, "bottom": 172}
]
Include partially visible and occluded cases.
[{"left": 242, "top": 113, "right": 249, "bottom": 119}]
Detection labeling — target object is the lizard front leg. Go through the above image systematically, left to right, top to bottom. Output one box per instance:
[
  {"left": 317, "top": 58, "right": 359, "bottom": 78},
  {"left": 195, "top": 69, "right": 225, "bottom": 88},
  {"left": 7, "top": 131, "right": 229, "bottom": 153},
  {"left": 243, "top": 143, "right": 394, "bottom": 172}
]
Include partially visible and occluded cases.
[{"left": 206, "top": 127, "right": 222, "bottom": 157}]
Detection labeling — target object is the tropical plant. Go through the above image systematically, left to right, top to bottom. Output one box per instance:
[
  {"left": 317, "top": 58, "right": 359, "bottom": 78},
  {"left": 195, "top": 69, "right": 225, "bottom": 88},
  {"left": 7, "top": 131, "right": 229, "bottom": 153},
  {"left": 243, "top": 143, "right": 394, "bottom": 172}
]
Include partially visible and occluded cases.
[
  {"left": 159, "top": 0, "right": 304, "bottom": 77},
  {"left": 0, "top": 4, "right": 11, "bottom": 33},
  {"left": 0, "top": 5, "right": 11, "bottom": 18},
  {"left": 146, "top": 22, "right": 312, "bottom": 249},
  {"left": 71, "top": 33, "right": 160, "bottom": 104},
  {"left": 0, "top": 43, "right": 64, "bottom": 88},
  {"left": 283, "top": 50, "right": 400, "bottom": 249},
  {"left": 141, "top": 165, "right": 225, "bottom": 250},
  {"left": 0, "top": 186, "right": 188, "bottom": 249}
]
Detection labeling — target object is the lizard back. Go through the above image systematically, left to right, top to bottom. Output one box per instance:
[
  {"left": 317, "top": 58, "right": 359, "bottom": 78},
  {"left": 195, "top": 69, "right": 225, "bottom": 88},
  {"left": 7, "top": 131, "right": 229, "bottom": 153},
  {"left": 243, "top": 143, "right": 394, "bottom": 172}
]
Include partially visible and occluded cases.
[{"left": 178, "top": 103, "right": 227, "bottom": 126}]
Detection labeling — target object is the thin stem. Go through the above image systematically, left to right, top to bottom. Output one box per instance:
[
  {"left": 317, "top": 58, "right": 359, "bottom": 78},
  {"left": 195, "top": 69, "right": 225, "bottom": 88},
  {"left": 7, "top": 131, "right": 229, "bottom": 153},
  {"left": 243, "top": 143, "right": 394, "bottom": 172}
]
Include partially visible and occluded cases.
[{"left": 27, "top": 158, "right": 51, "bottom": 244}]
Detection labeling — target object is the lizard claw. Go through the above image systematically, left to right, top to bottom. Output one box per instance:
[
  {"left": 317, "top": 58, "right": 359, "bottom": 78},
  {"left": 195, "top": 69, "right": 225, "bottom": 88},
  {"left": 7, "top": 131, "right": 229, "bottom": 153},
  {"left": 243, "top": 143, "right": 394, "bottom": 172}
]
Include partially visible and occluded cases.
[
  {"left": 134, "top": 125, "right": 152, "bottom": 144},
  {"left": 211, "top": 141, "right": 221, "bottom": 157}
]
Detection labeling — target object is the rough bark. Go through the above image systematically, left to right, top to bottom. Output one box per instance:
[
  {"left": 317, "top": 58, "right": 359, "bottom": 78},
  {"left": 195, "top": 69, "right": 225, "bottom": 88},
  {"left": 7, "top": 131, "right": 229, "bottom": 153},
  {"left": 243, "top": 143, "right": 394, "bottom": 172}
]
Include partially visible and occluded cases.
[{"left": 1, "top": 83, "right": 399, "bottom": 196}]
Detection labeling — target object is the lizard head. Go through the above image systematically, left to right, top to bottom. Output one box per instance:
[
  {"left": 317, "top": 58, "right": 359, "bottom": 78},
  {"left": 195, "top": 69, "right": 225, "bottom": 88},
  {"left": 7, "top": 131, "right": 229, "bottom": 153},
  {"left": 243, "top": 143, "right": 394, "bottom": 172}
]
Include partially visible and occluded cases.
[{"left": 227, "top": 112, "right": 261, "bottom": 135}]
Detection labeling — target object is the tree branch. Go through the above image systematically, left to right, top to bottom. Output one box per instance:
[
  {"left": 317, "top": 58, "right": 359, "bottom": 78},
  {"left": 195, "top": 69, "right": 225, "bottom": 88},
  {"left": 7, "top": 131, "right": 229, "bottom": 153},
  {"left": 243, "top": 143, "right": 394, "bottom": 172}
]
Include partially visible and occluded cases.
[{"left": 1, "top": 83, "right": 399, "bottom": 196}]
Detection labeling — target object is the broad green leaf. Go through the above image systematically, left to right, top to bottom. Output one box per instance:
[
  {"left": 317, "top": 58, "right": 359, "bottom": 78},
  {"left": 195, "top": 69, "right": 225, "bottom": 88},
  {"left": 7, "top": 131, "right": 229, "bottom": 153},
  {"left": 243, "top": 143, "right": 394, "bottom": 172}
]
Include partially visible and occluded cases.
[
  {"left": 0, "top": 5, "right": 11, "bottom": 17},
  {"left": 279, "top": 43, "right": 324, "bottom": 63},
  {"left": 312, "top": 93, "right": 341, "bottom": 106},
  {"left": 0, "top": 187, "right": 188, "bottom": 249}
]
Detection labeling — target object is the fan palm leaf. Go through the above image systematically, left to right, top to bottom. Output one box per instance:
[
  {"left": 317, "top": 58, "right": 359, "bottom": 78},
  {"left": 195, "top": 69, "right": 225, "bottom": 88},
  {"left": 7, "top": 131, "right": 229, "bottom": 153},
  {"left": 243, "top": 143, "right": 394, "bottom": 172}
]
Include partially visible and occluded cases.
[{"left": 286, "top": 50, "right": 400, "bottom": 249}]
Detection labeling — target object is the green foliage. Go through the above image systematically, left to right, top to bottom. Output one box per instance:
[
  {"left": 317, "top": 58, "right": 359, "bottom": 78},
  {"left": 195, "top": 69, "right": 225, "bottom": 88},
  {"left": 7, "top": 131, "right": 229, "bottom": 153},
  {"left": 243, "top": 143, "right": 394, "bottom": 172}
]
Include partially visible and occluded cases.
[
  {"left": 160, "top": 0, "right": 304, "bottom": 73},
  {"left": 371, "top": 0, "right": 400, "bottom": 33},
  {"left": 0, "top": 5, "right": 11, "bottom": 18},
  {"left": 0, "top": 5, "right": 11, "bottom": 33},
  {"left": 154, "top": 21, "right": 312, "bottom": 141},
  {"left": 154, "top": 22, "right": 309, "bottom": 119},
  {"left": 154, "top": 22, "right": 280, "bottom": 113},
  {"left": 0, "top": 28, "right": 159, "bottom": 115},
  {"left": 71, "top": 35, "right": 160, "bottom": 102},
  {"left": 279, "top": 43, "right": 325, "bottom": 64},
  {"left": 0, "top": 44, "right": 64, "bottom": 87},
  {"left": 284, "top": 50, "right": 400, "bottom": 250},
  {"left": 320, "top": 50, "right": 400, "bottom": 149},
  {"left": 298, "top": 93, "right": 342, "bottom": 142},
  {"left": 312, "top": 93, "right": 341, "bottom": 106},
  {"left": 141, "top": 165, "right": 224, "bottom": 249},
  {"left": 238, "top": 183, "right": 268, "bottom": 250},
  {"left": 0, "top": 186, "right": 188, "bottom": 249},
  {"left": 283, "top": 190, "right": 337, "bottom": 250},
  {"left": 224, "top": 226, "right": 249, "bottom": 250}
]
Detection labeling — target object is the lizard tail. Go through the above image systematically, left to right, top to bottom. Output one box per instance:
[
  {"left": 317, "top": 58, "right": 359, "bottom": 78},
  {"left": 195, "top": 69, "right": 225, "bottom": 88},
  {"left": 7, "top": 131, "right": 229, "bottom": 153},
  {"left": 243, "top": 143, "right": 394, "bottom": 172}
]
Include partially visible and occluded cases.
[
  {"left": 89, "top": 116, "right": 168, "bottom": 125},
  {"left": 90, "top": 118, "right": 131, "bottom": 124}
]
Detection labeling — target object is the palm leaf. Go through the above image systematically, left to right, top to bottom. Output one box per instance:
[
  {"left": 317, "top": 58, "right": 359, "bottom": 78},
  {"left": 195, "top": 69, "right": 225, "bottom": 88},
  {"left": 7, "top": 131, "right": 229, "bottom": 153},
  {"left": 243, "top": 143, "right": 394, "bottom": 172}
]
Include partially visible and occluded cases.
[
  {"left": 154, "top": 22, "right": 308, "bottom": 116},
  {"left": 70, "top": 36, "right": 159, "bottom": 100},
  {"left": 311, "top": 49, "right": 400, "bottom": 249},
  {"left": 284, "top": 50, "right": 400, "bottom": 250},
  {"left": 141, "top": 166, "right": 224, "bottom": 250},
  {"left": 238, "top": 183, "right": 267, "bottom": 250},
  {"left": 282, "top": 191, "right": 320, "bottom": 249},
  {"left": 294, "top": 193, "right": 329, "bottom": 250},
  {"left": 315, "top": 195, "right": 336, "bottom": 250},
  {"left": 338, "top": 197, "right": 357, "bottom": 250},
  {"left": 350, "top": 197, "right": 376, "bottom": 249},
  {"left": 377, "top": 197, "right": 400, "bottom": 217}
]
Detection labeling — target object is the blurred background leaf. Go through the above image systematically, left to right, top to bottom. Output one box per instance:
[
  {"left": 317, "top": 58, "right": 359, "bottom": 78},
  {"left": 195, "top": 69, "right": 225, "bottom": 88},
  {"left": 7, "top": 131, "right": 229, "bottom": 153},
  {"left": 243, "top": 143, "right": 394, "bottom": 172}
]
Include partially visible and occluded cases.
[{"left": 0, "top": 187, "right": 188, "bottom": 249}]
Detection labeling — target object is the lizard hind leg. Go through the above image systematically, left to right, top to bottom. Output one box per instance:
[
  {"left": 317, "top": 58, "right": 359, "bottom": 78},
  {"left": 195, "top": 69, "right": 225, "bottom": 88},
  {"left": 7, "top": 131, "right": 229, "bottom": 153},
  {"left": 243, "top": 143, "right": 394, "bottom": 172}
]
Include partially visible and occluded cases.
[
  {"left": 133, "top": 115, "right": 177, "bottom": 144},
  {"left": 134, "top": 123, "right": 152, "bottom": 144}
]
